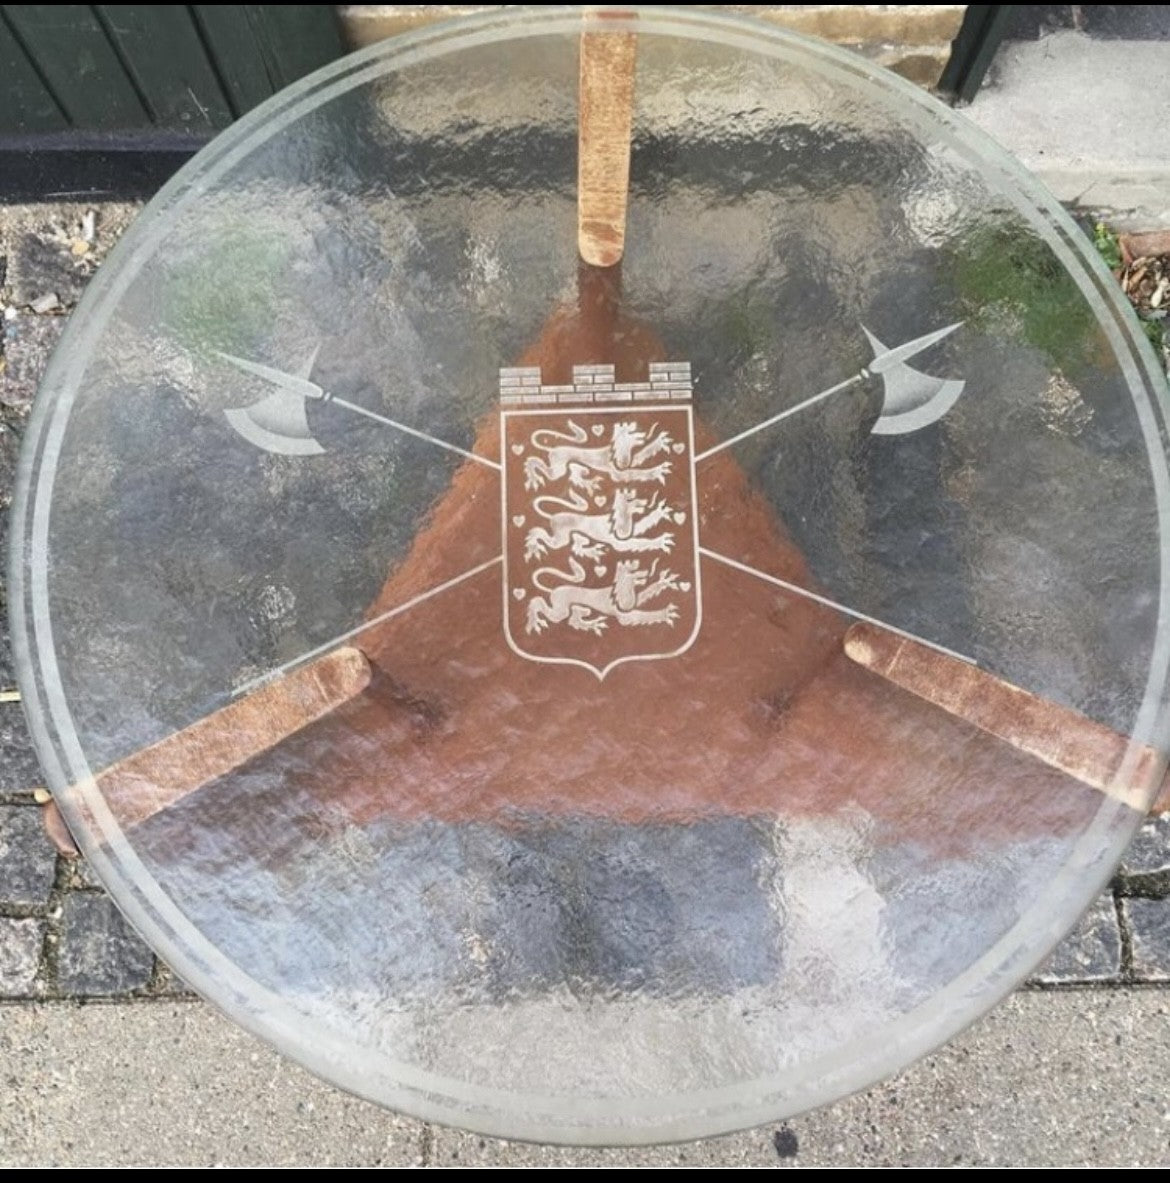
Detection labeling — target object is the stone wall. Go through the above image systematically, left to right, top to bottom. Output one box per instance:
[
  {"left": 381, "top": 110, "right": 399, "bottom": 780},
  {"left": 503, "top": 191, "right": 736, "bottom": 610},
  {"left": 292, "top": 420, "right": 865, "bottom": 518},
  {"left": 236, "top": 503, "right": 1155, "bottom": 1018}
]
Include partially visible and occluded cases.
[{"left": 337, "top": 4, "right": 967, "bottom": 87}]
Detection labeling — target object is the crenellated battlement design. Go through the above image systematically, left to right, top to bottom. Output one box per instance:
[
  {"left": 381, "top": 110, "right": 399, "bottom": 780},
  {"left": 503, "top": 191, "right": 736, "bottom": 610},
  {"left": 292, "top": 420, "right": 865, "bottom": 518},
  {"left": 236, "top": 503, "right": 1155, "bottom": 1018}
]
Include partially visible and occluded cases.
[{"left": 498, "top": 362, "right": 692, "bottom": 405}]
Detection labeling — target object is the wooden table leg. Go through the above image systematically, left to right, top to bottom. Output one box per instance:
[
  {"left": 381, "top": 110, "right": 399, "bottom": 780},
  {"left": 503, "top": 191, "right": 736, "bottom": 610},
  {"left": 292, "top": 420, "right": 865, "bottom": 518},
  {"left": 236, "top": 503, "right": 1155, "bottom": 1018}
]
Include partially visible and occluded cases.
[
  {"left": 578, "top": 13, "right": 637, "bottom": 267},
  {"left": 844, "top": 622, "right": 1169, "bottom": 814},
  {"left": 42, "top": 646, "right": 371, "bottom": 854}
]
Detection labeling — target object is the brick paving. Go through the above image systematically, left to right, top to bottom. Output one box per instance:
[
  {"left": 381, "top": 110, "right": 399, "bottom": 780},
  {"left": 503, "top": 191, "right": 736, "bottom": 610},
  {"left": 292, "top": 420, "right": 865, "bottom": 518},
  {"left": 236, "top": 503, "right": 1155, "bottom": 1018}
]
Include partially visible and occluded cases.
[{"left": 0, "top": 202, "right": 1167, "bottom": 1007}]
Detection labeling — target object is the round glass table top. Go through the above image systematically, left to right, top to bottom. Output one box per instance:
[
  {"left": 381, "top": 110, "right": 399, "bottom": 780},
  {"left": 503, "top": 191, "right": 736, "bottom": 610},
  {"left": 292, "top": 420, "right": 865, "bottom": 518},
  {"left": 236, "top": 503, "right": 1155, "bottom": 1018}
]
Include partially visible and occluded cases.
[{"left": 10, "top": 5, "right": 1170, "bottom": 1144}]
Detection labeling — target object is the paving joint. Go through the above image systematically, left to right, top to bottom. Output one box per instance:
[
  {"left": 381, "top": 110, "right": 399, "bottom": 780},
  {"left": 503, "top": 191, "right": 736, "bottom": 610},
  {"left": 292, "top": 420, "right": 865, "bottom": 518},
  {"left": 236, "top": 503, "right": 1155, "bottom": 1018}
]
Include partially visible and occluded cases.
[
  {"left": 36, "top": 843, "right": 79, "bottom": 998},
  {"left": 1114, "top": 871, "right": 1170, "bottom": 899},
  {"left": 1113, "top": 887, "right": 1136, "bottom": 979},
  {"left": 0, "top": 992, "right": 201, "bottom": 1008},
  {"left": 418, "top": 1124, "right": 436, "bottom": 1167}
]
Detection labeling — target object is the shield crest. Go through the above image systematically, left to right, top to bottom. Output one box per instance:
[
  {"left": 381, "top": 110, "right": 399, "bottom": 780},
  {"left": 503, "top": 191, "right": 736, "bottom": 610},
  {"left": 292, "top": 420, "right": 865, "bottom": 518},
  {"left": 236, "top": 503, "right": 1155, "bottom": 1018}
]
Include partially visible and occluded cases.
[{"left": 500, "top": 363, "right": 701, "bottom": 679}]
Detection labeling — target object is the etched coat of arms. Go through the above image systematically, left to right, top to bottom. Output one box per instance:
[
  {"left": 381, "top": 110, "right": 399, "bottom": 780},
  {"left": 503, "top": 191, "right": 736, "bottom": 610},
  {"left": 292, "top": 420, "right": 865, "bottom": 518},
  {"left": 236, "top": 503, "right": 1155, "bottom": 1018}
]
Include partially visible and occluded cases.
[
  {"left": 220, "top": 322, "right": 969, "bottom": 688},
  {"left": 501, "top": 363, "right": 701, "bottom": 678}
]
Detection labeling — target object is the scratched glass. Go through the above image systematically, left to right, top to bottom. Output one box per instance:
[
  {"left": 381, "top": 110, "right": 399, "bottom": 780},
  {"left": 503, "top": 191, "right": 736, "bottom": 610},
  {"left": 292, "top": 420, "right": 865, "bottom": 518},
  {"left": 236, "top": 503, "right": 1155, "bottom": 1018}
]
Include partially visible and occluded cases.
[{"left": 10, "top": 8, "right": 1169, "bottom": 1143}]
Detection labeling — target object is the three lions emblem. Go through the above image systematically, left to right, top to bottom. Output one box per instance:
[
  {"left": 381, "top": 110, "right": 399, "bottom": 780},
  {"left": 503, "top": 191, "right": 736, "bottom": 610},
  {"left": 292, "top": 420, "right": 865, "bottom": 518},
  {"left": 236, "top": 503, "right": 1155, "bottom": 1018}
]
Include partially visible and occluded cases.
[{"left": 501, "top": 363, "right": 700, "bottom": 679}]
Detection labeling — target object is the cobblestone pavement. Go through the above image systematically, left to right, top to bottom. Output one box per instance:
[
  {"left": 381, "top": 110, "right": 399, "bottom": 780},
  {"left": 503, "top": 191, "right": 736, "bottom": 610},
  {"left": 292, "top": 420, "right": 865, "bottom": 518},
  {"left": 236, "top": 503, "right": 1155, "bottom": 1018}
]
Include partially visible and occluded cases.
[
  {"left": 0, "top": 202, "right": 191, "bottom": 1004},
  {"left": 0, "top": 206, "right": 1167, "bottom": 1028}
]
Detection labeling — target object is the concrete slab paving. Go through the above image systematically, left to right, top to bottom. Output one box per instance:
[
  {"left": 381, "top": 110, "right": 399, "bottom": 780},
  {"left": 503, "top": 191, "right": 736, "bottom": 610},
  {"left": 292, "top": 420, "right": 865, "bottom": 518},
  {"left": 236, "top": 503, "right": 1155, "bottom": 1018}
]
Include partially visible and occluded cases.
[
  {"left": 964, "top": 31, "right": 1170, "bottom": 229},
  {"left": 0, "top": 989, "right": 1167, "bottom": 1167}
]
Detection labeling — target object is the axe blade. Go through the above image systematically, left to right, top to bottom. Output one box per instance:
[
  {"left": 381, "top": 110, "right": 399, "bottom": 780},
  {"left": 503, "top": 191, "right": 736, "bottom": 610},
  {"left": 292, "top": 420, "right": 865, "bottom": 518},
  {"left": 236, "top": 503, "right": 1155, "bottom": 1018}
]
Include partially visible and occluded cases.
[
  {"left": 863, "top": 326, "right": 966, "bottom": 436},
  {"left": 220, "top": 350, "right": 326, "bottom": 456},
  {"left": 225, "top": 395, "right": 326, "bottom": 456}
]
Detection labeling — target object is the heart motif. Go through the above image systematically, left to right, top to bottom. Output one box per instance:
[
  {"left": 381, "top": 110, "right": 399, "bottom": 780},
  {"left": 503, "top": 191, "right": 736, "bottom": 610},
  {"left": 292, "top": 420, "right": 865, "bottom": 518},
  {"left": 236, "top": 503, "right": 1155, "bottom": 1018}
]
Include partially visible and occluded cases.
[
  {"left": 592, "top": 425, "right": 605, "bottom": 437},
  {"left": 672, "top": 442, "right": 685, "bottom": 454},
  {"left": 511, "top": 443, "right": 524, "bottom": 455},
  {"left": 594, "top": 496, "right": 607, "bottom": 507},
  {"left": 673, "top": 512, "right": 687, "bottom": 525},
  {"left": 512, "top": 515, "right": 526, "bottom": 527},
  {"left": 594, "top": 565, "right": 608, "bottom": 578},
  {"left": 679, "top": 581, "right": 692, "bottom": 592},
  {"left": 512, "top": 587, "right": 526, "bottom": 600}
]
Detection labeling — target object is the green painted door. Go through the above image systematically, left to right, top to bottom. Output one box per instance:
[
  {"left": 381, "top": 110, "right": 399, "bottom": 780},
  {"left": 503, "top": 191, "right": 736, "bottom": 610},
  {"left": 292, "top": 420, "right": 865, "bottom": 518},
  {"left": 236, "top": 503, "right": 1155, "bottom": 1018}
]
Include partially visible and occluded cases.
[{"left": 0, "top": 5, "right": 345, "bottom": 135}]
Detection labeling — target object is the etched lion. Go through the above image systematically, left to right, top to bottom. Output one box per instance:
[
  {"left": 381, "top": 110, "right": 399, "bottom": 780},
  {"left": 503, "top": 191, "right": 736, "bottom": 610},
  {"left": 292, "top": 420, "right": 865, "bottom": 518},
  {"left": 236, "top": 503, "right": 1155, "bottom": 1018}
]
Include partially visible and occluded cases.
[
  {"left": 523, "top": 420, "right": 674, "bottom": 492},
  {"left": 524, "top": 487, "right": 678, "bottom": 562},
  {"left": 526, "top": 558, "right": 681, "bottom": 635}
]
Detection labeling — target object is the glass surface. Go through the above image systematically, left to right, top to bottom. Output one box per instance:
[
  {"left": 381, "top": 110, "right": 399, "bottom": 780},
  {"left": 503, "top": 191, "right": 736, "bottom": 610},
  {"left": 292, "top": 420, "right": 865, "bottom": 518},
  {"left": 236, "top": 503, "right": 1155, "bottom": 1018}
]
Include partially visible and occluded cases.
[{"left": 9, "top": 6, "right": 1170, "bottom": 1143}]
